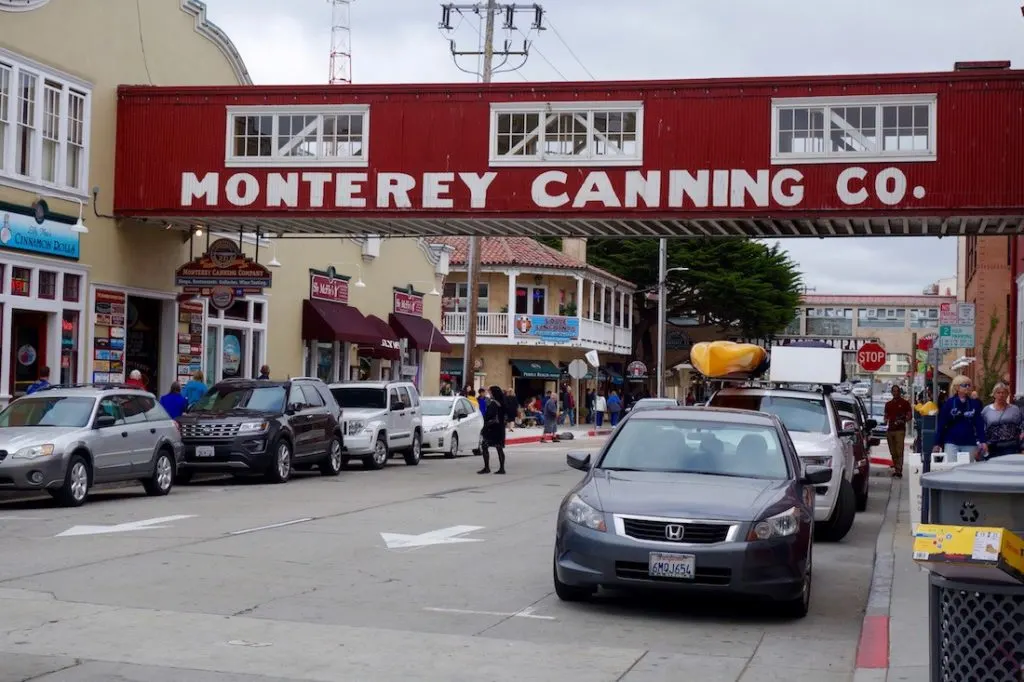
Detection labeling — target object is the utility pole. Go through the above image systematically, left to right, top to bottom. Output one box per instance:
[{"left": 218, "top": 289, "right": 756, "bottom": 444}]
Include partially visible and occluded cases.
[
  {"left": 439, "top": 1, "right": 543, "bottom": 387},
  {"left": 656, "top": 238, "right": 668, "bottom": 398}
]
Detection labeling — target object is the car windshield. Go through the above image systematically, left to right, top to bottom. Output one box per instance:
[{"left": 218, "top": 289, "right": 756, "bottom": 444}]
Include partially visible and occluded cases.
[
  {"left": 193, "top": 386, "right": 286, "bottom": 413},
  {"left": 331, "top": 387, "right": 387, "bottom": 409},
  {"left": 710, "top": 394, "right": 830, "bottom": 434},
  {"left": 0, "top": 396, "right": 95, "bottom": 428},
  {"left": 420, "top": 399, "right": 453, "bottom": 417},
  {"left": 597, "top": 418, "right": 790, "bottom": 479}
]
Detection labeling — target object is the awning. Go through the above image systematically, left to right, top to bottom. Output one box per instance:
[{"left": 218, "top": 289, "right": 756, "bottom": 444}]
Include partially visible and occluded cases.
[
  {"left": 302, "top": 299, "right": 380, "bottom": 346},
  {"left": 389, "top": 313, "right": 452, "bottom": 353},
  {"left": 358, "top": 315, "right": 401, "bottom": 361},
  {"left": 441, "top": 357, "right": 464, "bottom": 378},
  {"left": 511, "top": 359, "right": 562, "bottom": 380},
  {"left": 601, "top": 367, "right": 624, "bottom": 385}
]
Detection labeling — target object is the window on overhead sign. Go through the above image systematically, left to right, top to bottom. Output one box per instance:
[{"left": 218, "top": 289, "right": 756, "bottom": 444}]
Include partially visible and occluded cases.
[{"left": 225, "top": 105, "right": 369, "bottom": 167}]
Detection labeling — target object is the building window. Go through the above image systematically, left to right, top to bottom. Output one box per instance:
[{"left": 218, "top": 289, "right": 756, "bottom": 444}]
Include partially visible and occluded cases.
[
  {"left": 0, "top": 50, "right": 90, "bottom": 196},
  {"left": 771, "top": 94, "right": 936, "bottom": 164},
  {"left": 489, "top": 101, "right": 644, "bottom": 167},
  {"left": 224, "top": 105, "right": 369, "bottom": 168},
  {"left": 10, "top": 266, "right": 29, "bottom": 296},
  {"left": 37, "top": 270, "right": 55, "bottom": 299},
  {"left": 62, "top": 273, "right": 79, "bottom": 302},
  {"left": 442, "top": 282, "right": 489, "bottom": 314},
  {"left": 205, "top": 298, "right": 268, "bottom": 381},
  {"left": 805, "top": 307, "right": 853, "bottom": 336},
  {"left": 857, "top": 307, "right": 906, "bottom": 329},
  {"left": 909, "top": 307, "right": 939, "bottom": 329}
]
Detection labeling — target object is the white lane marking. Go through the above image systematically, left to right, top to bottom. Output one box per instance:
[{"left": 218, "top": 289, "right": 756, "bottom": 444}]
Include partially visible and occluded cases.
[
  {"left": 56, "top": 515, "right": 196, "bottom": 537},
  {"left": 0, "top": 516, "right": 45, "bottom": 521},
  {"left": 227, "top": 518, "right": 314, "bottom": 536},
  {"left": 380, "top": 525, "right": 484, "bottom": 549},
  {"left": 423, "top": 606, "right": 555, "bottom": 620}
]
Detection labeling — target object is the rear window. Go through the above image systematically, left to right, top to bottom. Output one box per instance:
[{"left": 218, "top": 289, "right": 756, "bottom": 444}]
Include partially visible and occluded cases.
[{"left": 709, "top": 393, "right": 830, "bottom": 435}]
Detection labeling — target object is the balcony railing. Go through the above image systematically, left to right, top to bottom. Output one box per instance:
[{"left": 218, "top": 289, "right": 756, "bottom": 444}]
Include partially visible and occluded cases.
[
  {"left": 441, "top": 312, "right": 630, "bottom": 351},
  {"left": 442, "top": 312, "right": 508, "bottom": 337}
]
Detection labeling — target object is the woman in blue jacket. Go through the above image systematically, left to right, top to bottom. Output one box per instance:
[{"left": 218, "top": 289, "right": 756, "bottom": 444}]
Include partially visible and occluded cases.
[{"left": 934, "top": 375, "right": 987, "bottom": 461}]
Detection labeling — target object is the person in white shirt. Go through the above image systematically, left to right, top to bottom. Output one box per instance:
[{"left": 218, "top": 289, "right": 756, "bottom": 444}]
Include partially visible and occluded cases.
[{"left": 594, "top": 391, "right": 607, "bottom": 427}]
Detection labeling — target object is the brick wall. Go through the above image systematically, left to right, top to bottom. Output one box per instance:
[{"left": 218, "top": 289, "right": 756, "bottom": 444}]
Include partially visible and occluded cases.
[{"left": 963, "top": 235, "right": 1012, "bottom": 388}]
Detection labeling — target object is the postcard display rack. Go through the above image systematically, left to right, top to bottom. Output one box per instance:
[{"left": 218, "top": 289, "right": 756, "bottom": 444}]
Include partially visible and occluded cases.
[
  {"left": 91, "top": 290, "right": 127, "bottom": 383},
  {"left": 177, "top": 301, "right": 204, "bottom": 385}
]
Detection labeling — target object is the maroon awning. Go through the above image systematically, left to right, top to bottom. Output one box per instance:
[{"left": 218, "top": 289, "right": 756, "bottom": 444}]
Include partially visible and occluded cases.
[
  {"left": 302, "top": 299, "right": 380, "bottom": 346},
  {"left": 389, "top": 313, "right": 452, "bottom": 353},
  {"left": 357, "top": 315, "right": 402, "bottom": 361}
]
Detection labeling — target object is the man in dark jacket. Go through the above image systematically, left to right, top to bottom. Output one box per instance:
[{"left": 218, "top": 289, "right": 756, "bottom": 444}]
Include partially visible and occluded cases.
[{"left": 478, "top": 386, "right": 507, "bottom": 475}]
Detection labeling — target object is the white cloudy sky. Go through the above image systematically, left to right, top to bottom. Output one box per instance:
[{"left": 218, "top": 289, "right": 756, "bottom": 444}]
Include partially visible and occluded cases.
[{"left": 200, "top": 0, "right": 1024, "bottom": 294}]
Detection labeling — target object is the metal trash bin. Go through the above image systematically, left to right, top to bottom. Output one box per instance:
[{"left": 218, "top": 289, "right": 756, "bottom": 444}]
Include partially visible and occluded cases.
[
  {"left": 917, "top": 414, "right": 938, "bottom": 462},
  {"left": 921, "top": 457, "right": 1024, "bottom": 681}
]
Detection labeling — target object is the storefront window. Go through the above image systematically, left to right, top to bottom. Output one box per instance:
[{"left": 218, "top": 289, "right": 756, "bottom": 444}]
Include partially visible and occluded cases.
[
  {"left": 11, "top": 267, "right": 30, "bottom": 296},
  {"left": 38, "top": 271, "right": 57, "bottom": 299},
  {"left": 62, "top": 273, "right": 80, "bottom": 302},
  {"left": 205, "top": 298, "right": 267, "bottom": 381},
  {"left": 223, "top": 300, "right": 248, "bottom": 321},
  {"left": 60, "top": 310, "right": 78, "bottom": 384},
  {"left": 205, "top": 326, "right": 219, "bottom": 382},
  {"left": 222, "top": 329, "right": 245, "bottom": 379},
  {"left": 251, "top": 330, "right": 263, "bottom": 378},
  {"left": 315, "top": 342, "right": 333, "bottom": 382}
]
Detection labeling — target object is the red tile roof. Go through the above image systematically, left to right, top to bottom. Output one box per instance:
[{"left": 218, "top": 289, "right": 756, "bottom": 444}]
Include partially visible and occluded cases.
[{"left": 430, "top": 237, "right": 634, "bottom": 287}]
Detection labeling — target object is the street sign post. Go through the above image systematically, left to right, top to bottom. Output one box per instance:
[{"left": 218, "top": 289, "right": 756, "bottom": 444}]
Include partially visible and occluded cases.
[
  {"left": 938, "top": 303, "right": 975, "bottom": 349},
  {"left": 857, "top": 342, "right": 887, "bottom": 373}
]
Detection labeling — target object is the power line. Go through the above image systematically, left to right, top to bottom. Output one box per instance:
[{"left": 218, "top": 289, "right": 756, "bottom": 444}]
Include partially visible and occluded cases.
[
  {"left": 546, "top": 17, "right": 595, "bottom": 79},
  {"left": 512, "top": 26, "right": 566, "bottom": 80}
]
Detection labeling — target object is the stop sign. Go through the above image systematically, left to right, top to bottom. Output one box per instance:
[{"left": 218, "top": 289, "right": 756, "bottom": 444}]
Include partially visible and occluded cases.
[{"left": 857, "top": 342, "right": 887, "bottom": 373}]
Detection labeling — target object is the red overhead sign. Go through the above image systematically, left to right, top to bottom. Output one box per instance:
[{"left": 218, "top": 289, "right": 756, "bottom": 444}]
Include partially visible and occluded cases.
[
  {"left": 309, "top": 267, "right": 349, "bottom": 305},
  {"left": 393, "top": 291, "right": 423, "bottom": 316}
]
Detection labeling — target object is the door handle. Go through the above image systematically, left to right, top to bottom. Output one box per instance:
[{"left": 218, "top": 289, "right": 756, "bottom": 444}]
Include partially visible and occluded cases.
[{"left": 121, "top": 432, "right": 128, "bottom": 438}]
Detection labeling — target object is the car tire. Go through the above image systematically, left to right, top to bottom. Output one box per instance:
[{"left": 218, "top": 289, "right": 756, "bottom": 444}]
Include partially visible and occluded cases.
[
  {"left": 403, "top": 431, "right": 422, "bottom": 466},
  {"left": 444, "top": 433, "right": 459, "bottom": 459},
  {"left": 363, "top": 434, "right": 389, "bottom": 470},
  {"left": 320, "top": 436, "right": 343, "bottom": 476},
  {"left": 264, "top": 440, "right": 292, "bottom": 484},
  {"left": 142, "top": 450, "right": 175, "bottom": 496},
  {"left": 52, "top": 454, "right": 90, "bottom": 507},
  {"left": 175, "top": 470, "right": 194, "bottom": 485},
  {"left": 854, "top": 472, "right": 869, "bottom": 512},
  {"left": 816, "top": 477, "right": 856, "bottom": 542},
  {"left": 779, "top": 544, "right": 812, "bottom": 619},
  {"left": 552, "top": 556, "right": 595, "bottom": 602}
]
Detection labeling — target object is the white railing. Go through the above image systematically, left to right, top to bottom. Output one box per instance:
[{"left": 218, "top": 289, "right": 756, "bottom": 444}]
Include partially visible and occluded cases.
[{"left": 442, "top": 312, "right": 508, "bottom": 336}]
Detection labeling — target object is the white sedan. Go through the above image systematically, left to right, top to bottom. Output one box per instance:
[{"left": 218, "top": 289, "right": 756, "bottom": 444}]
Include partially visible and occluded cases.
[{"left": 420, "top": 396, "right": 484, "bottom": 458}]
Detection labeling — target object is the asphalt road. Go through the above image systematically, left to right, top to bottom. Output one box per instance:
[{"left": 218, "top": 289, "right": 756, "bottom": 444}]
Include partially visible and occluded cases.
[{"left": 0, "top": 439, "right": 894, "bottom": 682}]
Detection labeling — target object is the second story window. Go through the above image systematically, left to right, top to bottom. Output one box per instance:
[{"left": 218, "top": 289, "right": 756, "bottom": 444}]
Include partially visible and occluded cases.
[
  {"left": 0, "top": 49, "right": 91, "bottom": 197},
  {"left": 225, "top": 105, "right": 369, "bottom": 167},
  {"left": 442, "top": 282, "right": 489, "bottom": 314},
  {"left": 805, "top": 307, "right": 852, "bottom": 336},
  {"left": 857, "top": 307, "right": 906, "bottom": 328}
]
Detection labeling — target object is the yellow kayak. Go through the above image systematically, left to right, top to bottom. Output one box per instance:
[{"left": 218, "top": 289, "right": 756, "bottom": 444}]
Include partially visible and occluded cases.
[{"left": 690, "top": 341, "right": 768, "bottom": 379}]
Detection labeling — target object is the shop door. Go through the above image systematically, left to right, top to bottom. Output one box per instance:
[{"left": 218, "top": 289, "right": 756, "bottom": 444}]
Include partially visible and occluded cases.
[
  {"left": 126, "top": 296, "right": 162, "bottom": 392},
  {"left": 10, "top": 310, "right": 49, "bottom": 395}
]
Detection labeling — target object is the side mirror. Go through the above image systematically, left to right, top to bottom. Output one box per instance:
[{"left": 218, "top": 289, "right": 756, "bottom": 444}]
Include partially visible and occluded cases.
[
  {"left": 285, "top": 403, "right": 302, "bottom": 414},
  {"left": 94, "top": 414, "right": 117, "bottom": 429},
  {"left": 841, "top": 419, "right": 857, "bottom": 432},
  {"left": 865, "top": 419, "right": 878, "bottom": 430},
  {"left": 838, "top": 429, "right": 856, "bottom": 438},
  {"left": 869, "top": 437, "right": 881, "bottom": 447},
  {"left": 566, "top": 451, "right": 591, "bottom": 471},
  {"left": 802, "top": 465, "right": 833, "bottom": 486}
]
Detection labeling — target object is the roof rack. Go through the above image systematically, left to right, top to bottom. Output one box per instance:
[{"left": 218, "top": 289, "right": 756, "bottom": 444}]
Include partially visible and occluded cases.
[
  {"left": 717, "top": 379, "right": 836, "bottom": 395},
  {"left": 33, "top": 382, "right": 150, "bottom": 392}
]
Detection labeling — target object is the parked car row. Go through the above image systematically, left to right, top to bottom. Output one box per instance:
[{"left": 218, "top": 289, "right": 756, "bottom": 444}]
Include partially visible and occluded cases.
[{"left": 0, "top": 378, "right": 483, "bottom": 507}]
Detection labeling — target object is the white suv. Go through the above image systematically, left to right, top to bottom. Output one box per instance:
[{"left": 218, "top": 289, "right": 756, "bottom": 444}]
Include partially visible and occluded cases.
[
  {"left": 328, "top": 381, "right": 423, "bottom": 470},
  {"left": 707, "top": 386, "right": 857, "bottom": 542}
]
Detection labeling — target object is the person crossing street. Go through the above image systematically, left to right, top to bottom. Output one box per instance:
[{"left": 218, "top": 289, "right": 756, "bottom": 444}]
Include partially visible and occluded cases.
[{"left": 477, "top": 386, "right": 507, "bottom": 475}]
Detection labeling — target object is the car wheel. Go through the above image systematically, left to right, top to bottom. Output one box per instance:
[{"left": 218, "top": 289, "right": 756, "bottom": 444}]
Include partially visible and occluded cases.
[
  {"left": 404, "top": 431, "right": 422, "bottom": 466},
  {"left": 445, "top": 432, "right": 459, "bottom": 459},
  {"left": 363, "top": 435, "right": 388, "bottom": 470},
  {"left": 320, "top": 436, "right": 343, "bottom": 476},
  {"left": 265, "top": 440, "right": 292, "bottom": 483},
  {"left": 142, "top": 450, "right": 175, "bottom": 496},
  {"left": 52, "top": 454, "right": 90, "bottom": 507},
  {"left": 854, "top": 472, "right": 869, "bottom": 512},
  {"left": 816, "top": 477, "right": 856, "bottom": 542},
  {"left": 779, "top": 543, "right": 812, "bottom": 619},
  {"left": 552, "top": 556, "right": 595, "bottom": 602}
]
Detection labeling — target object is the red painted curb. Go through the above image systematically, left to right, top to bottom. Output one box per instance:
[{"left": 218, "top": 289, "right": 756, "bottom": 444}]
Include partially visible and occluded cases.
[
  {"left": 505, "top": 430, "right": 612, "bottom": 446},
  {"left": 869, "top": 456, "right": 893, "bottom": 466},
  {"left": 855, "top": 614, "right": 890, "bottom": 669}
]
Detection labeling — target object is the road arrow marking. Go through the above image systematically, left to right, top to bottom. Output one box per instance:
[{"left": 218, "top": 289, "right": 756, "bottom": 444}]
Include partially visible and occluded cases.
[
  {"left": 56, "top": 515, "right": 196, "bottom": 537},
  {"left": 380, "top": 525, "right": 484, "bottom": 549},
  {"left": 423, "top": 606, "right": 555, "bottom": 621}
]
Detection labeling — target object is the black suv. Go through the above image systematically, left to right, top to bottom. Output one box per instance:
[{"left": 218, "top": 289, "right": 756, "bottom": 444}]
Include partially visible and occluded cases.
[{"left": 175, "top": 378, "right": 343, "bottom": 484}]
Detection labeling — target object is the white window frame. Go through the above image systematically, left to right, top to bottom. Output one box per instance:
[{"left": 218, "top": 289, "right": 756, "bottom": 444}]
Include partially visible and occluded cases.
[
  {"left": 0, "top": 47, "right": 92, "bottom": 200},
  {"left": 770, "top": 94, "right": 937, "bottom": 165},
  {"left": 488, "top": 100, "right": 644, "bottom": 168},
  {"left": 224, "top": 104, "right": 370, "bottom": 168},
  {"left": 204, "top": 296, "right": 269, "bottom": 380}
]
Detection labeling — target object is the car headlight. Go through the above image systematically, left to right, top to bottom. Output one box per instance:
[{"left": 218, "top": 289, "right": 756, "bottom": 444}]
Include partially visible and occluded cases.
[
  {"left": 347, "top": 420, "right": 366, "bottom": 434},
  {"left": 238, "top": 421, "right": 269, "bottom": 434},
  {"left": 429, "top": 422, "right": 449, "bottom": 433},
  {"left": 12, "top": 444, "right": 55, "bottom": 460},
  {"left": 801, "top": 455, "right": 833, "bottom": 468},
  {"left": 562, "top": 494, "right": 607, "bottom": 532},
  {"left": 748, "top": 506, "right": 801, "bottom": 541}
]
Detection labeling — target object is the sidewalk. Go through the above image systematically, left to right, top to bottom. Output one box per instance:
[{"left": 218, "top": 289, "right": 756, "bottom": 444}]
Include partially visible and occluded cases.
[{"left": 504, "top": 423, "right": 612, "bottom": 446}]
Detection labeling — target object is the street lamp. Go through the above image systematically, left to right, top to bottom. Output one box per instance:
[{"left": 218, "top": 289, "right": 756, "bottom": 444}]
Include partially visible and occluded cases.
[
  {"left": 656, "top": 237, "right": 689, "bottom": 397},
  {"left": 403, "top": 279, "right": 441, "bottom": 297}
]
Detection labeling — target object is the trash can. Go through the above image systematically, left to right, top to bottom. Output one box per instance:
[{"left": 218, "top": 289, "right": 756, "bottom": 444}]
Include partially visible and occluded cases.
[
  {"left": 918, "top": 414, "right": 938, "bottom": 465},
  {"left": 920, "top": 456, "right": 1024, "bottom": 681}
]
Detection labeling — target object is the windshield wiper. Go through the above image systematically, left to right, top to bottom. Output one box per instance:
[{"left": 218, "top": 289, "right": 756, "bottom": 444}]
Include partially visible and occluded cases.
[
  {"left": 600, "top": 466, "right": 644, "bottom": 472},
  {"left": 684, "top": 470, "right": 752, "bottom": 478}
]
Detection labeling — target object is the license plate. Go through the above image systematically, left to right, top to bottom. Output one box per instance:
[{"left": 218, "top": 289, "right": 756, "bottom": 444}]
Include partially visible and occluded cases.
[
  {"left": 195, "top": 445, "right": 215, "bottom": 458},
  {"left": 648, "top": 552, "right": 695, "bottom": 580}
]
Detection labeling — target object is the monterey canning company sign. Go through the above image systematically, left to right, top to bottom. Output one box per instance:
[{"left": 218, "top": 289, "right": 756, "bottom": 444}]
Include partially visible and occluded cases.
[{"left": 179, "top": 166, "right": 928, "bottom": 211}]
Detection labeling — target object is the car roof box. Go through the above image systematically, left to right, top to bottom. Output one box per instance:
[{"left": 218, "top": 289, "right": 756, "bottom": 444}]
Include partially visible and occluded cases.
[
  {"left": 690, "top": 341, "right": 769, "bottom": 380},
  {"left": 768, "top": 345, "right": 843, "bottom": 385}
]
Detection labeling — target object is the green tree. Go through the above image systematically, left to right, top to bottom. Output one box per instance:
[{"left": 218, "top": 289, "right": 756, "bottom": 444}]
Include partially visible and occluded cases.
[
  {"left": 584, "top": 238, "right": 803, "bottom": 362},
  {"left": 978, "top": 312, "right": 1009, "bottom": 399}
]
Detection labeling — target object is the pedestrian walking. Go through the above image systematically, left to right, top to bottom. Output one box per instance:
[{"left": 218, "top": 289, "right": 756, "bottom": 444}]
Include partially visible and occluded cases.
[
  {"left": 25, "top": 366, "right": 51, "bottom": 394},
  {"left": 182, "top": 370, "right": 208, "bottom": 406},
  {"left": 934, "top": 375, "right": 987, "bottom": 462},
  {"left": 159, "top": 382, "right": 188, "bottom": 419},
  {"left": 982, "top": 382, "right": 1024, "bottom": 459},
  {"left": 883, "top": 385, "right": 912, "bottom": 477},
  {"left": 477, "top": 386, "right": 507, "bottom": 475},
  {"left": 477, "top": 387, "right": 488, "bottom": 417},
  {"left": 504, "top": 387, "right": 518, "bottom": 431},
  {"left": 541, "top": 390, "right": 559, "bottom": 442},
  {"left": 594, "top": 390, "right": 607, "bottom": 427},
  {"left": 607, "top": 390, "right": 622, "bottom": 426}
]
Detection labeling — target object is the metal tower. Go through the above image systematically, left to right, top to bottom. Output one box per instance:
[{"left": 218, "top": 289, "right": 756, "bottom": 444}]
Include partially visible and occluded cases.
[{"left": 329, "top": 0, "right": 352, "bottom": 84}]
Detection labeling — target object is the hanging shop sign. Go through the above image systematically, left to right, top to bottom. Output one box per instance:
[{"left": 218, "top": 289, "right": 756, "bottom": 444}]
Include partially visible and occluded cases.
[
  {"left": 0, "top": 203, "right": 80, "bottom": 260},
  {"left": 175, "top": 238, "right": 272, "bottom": 310},
  {"left": 309, "top": 266, "right": 350, "bottom": 304},
  {"left": 394, "top": 290, "right": 424, "bottom": 317},
  {"left": 512, "top": 315, "right": 579, "bottom": 342},
  {"left": 626, "top": 360, "right": 648, "bottom": 379}
]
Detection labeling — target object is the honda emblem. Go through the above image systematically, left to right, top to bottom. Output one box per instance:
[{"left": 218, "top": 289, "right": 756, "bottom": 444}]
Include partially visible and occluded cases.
[{"left": 665, "top": 524, "right": 685, "bottom": 541}]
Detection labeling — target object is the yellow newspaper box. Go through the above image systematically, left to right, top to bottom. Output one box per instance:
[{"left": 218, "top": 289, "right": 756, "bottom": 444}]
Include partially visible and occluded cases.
[{"left": 912, "top": 524, "right": 1024, "bottom": 584}]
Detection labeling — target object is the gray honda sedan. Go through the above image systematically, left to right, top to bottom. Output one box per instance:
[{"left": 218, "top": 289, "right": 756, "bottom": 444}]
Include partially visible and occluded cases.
[{"left": 553, "top": 407, "right": 832, "bottom": 618}]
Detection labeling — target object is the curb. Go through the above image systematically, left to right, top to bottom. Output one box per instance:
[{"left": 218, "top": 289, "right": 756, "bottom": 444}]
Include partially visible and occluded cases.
[
  {"left": 506, "top": 429, "right": 612, "bottom": 446},
  {"left": 854, "top": 474, "right": 901, "bottom": 678}
]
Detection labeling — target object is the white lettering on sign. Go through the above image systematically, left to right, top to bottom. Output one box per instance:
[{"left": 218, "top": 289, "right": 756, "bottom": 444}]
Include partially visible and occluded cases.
[{"left": 178, "top": 167, "right": 925, "bottom": 211}]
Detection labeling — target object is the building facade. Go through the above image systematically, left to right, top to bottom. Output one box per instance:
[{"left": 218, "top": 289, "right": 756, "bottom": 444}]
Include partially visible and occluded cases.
[
  {"left": 0, "top": 0, "right": 446, "bottom": 405},
  {"left": 960, "top": 235, "right": 1013, "bottom": 391},
  {"left": 432, "top": 236, "right": 636, "bottom": 401}
]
